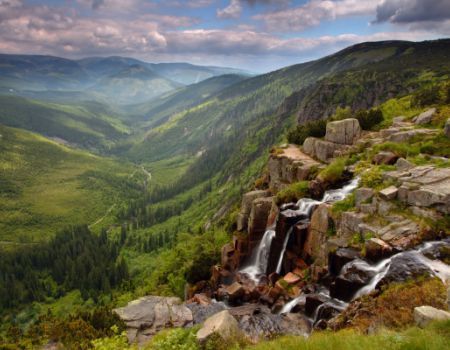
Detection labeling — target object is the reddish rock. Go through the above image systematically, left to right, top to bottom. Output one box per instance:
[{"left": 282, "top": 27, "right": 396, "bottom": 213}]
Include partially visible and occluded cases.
[
  {"left": 373, "top": 151, "right": 399, "bottom": 165},
  {"left": 365, "top": 238, "right": 393, "bottom": 262},
  {"left": 221, "top": 243, "right": 235, "bottom": 270},
  {"left": 295, "top": 258, "right": 308, "bottom": 270},
  {"left": 292, "top": 268, "right": 305, "bottom": 278},
  {"left": 268, "top": 272, "right": 281, "bottom": 285},
  {"left": 283, "top": 272, "right": 301, "bottom": 285},
  {"left": 226, "top": 282, "right": 245, "bottom": 303}
]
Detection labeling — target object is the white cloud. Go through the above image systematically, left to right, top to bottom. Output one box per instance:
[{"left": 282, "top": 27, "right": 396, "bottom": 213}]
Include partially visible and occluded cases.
[{"left": 217, "top": 0, "right": 242, "bottom": 19}]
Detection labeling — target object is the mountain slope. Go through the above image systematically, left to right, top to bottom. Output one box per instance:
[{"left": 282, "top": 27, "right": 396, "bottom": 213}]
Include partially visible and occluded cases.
[{"left": 0, "top": 124, "right": 140, "bottom": 244}]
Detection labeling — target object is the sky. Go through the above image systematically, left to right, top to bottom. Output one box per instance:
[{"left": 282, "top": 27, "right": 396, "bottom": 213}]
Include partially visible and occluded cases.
[{"left": 1, "top": 0, "right": 450, "bottom": 72}]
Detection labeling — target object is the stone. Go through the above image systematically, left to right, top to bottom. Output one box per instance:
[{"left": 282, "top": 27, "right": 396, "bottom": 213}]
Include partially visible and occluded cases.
[
  {"left": 414, "top": 108, "right": 436, "bottom": 125},
  {"left": 392, "top": 116, "right": 406, "bottom": 126},
  {"left": 325, "top": 118, "right": 361, "bottom": 145},
  {"left": 444, "top": 118, "right": 450, "bottom": 138},
  {"left": 387, "top": 128, "right": 437, "bottom": 143},
  {"left": 302, "top": 137, "right": 347, "bottom": 163},
  {"left": 373, "top": 151, "right": 398, "bottom": 165},
  {"left": 395, "top": 157, "right": 414, "bottom": 170},
  {"left": 379, "top": 185, "right": 398, "bottom": 200},
  {"left": 355, "top": 188, "right": 374, "bottom": 207},
  {"left": 237, "top": 190, "right": 270, "bottom": 231},
  {"left": 248, "top": 197, "right": 273, "bottom": 240},
  {"left": 377, "top": 200, "right": 393, "bottom": 216},
  {"left": 303, "top": 204, "right": 330, "bottom": 262},
  {"left": 339, "top": 211, "right": 367, "bottom": 237},
  {"left": 380, "top": 220, "right": 419, "bottom": 250},
  {"left": 365, "top": 238, "right": 393, "bottom": 262},
  {"left": 221, "top": 243, "right": 236, "bottom": 270},
  {"left": 328, "top": 248, "right": 360, "bottom": 276},
  {"left": 330, "top": 261, "right": 375, "bottom": 301},
  {"left": 283, "top": 272, "right": 302, "bottom": 285},
  {"left": 226, "top": 282, "right": 245, "bottom": 303},
  {"left": 305, "top": 294, "right": 329, "bottom": 317},
  {"left": 114, "top": 296, "right": 193, "bottom": 345},
  {"left": 186, "top": 302, "right": 227, "bottom": 325},
  {"left": 414, "top": 306, "right": 450, "bottom": 327},
  {"left": 196, "top": 310, "right": 239, "bottom": 342}
]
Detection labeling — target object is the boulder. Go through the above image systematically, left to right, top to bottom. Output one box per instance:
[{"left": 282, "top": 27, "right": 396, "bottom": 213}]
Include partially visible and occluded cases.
[
  {"left": 414, "top": 108, "right": 436, "bottom": 125},
  {"left": 325, "top": 118, "right": 361, "bottom": 145},
  {"left": 444, "top": 118, "right": 450, "bottom": 138},
  {"left": 387, "top": 128, "right": 437, "bottom": 143},
  {"left": 302, "top": 137, "right": 348, "bottom": 163},
  {"left": 373, "top": 151, "right": 398, "bottom": 165},
  {"left": 379, "top": 186, "right": 398, "bottom": 200},
  {"left": 355, "top": 188, "right": 374, "bottom": 207},
  {"left": 248, "top": 197, "right": 273, "bottom": 240},
  {"left": 339, "top": 211, "right": 367, "bottom": 237},
  {"left": 380, "top": 219, "right": 419, "bottom": 250},
  {"left": 365, "top": 238, "right": 393, "bottom": 262},
  {"left": 221, "top": 243, "right": 236, "bottom": 270},
  {"left": 330, "top": 260, "right": 375, "bottom": 301},
  {"left": 283, "top": 272, "right": 302, "bottom": 285},
  {"left": 226, "top": 282, "right": 245, "bottom": 303},
  {"left": 305, "top": 294, "right": 329, "bottom": 317},
  {"left": 114, "top": 296, "right": 193, "bottom": 345},
  {"left": 186, "top": 302, "right": 227, "bottom": 325},
  {"left": 414, "top": 306, "right": 450, "bottom": 328},
  {"left": 196, "top": 310, "right": 239, "bottom": 342}
]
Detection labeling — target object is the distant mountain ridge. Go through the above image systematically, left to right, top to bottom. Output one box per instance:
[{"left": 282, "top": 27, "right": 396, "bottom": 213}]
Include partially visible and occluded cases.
[{"left": 0, "top": 54, "right": 251, "bottom": 104}]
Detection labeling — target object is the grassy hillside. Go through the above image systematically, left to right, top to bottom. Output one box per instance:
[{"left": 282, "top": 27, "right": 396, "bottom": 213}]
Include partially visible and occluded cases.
[
  {"left": 0, "top": 96, "right": 130, "bottom": 151},
  {"left": 0, "top": 124, "right": 141, "bottom": 244}
]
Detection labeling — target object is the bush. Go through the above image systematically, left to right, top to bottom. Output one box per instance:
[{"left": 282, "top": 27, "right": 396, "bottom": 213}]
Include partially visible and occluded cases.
[
  {"left": 411, "top": 85, "right": 442, "bottom": 107},
  {"left": 354, "top": 109, "right": 384, "bottom": 130},
  {"left": 286, "top": 119, "right": 326, "bottom": 145},
  {"left": 373, "top": 141, "right": 420, "bottom": 158},
  {"left": 318, "top": 158, "right": 346, "bottom": 184},
  {"left": 359, "top": 166, "right": 383, "bottom": 189},
  {"left": 275, "top": 181, "right": 309, "bottom": 205},
  {"left": 331, "top": 193, "right": 355, "bottom": 215},
  {"left": 147, "top": 327, "right": 199, "bottom": 350}
]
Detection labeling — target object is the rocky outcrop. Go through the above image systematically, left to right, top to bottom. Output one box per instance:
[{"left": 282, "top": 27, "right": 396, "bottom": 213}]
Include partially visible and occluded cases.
[
  {"left": 302, "top": 119, "right": 361, "bottom": 163},
  {"left": 325, "top": 119, "right": 361, "bottom": 145},
  {"left": 268, "top": 145, "right": 320, "bottom": 191},
  {"left": 385, "top": 166, "right": 450, "bottom": 214},
  {"left": 237, "top": 190, "right": 270, "bottom": 232},
  {"left": 248, "top": 197, "right": 273, "bottom": 241},
  {"left": 303, "top": 203, "right": 330, "bottom": 263},
  {"left": 114, "top": 296, "right": 193, "bottom": 345},
  {"left": 414, "top": 306, "right": 450, "bottom": 327},
  {"left": 196, "top": 310, "right": 239, "bottom": 343}
]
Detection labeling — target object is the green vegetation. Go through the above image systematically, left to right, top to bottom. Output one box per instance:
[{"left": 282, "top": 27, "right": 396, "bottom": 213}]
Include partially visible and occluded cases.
[
  {"left": 287, "top": 119, "right": 326, "bottom": 145},
  {"left": 318, "top": 158, "right": 346, "bottom": 184},
  {"left": 275, "top": 181, "right": 310, "bottom": 205},
  {"left": 246, "top": 321, "right": 450, "bottom": 350}
]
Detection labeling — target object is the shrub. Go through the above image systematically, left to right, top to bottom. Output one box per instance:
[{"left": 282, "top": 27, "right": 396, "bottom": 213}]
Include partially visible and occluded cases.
[
  {"left": 411, "top": 85, "right": 442, "bottom": 107},
  {"left": 354, "top": 109, "right": 384, "bottom": 130},
  {"left": 286, "top": 119, "right": 326, "bottom": 145},
  {"left": 373, "top": 141, "right": 420, "bottom": 158},
  {"left": 318, "top": 158, "right": 346, "bottom": 184},
  {"left": 359, "top": 166, "right": 383, "bottom": 189},
  {"left": 275, "top": 181, "right": 309, "bottom": 205},
  {"left": 331, "top": 193, "right": 355, "bottom": 215},
  {"left": 146, "top": 327, "right": 199, "bottom": 350}
]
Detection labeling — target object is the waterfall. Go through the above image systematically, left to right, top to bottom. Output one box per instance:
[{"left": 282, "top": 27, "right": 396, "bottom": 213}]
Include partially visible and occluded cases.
[
  {"left": 322, "top": 177, "right": 359, "bottom": 203},
  {"left": 276, "top": 227, "right": 293, "bottom": 274},
  {"left": 240, "top": 229, "right": 276, "bottom": 281},
  {"left": 280, "top": 293, "right": 306, "bottom": 314}
]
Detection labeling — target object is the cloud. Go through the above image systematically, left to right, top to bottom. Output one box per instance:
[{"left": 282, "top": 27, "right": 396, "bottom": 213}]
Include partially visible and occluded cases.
[
  {"left": 217, "top": 0, "right": 242, "bottom": 19},
  {"left": 254, "top": 0, "right": 378, "bottom": 31},
  {"left": 374, "top": 0, "right": 450, "bottom": 24}
]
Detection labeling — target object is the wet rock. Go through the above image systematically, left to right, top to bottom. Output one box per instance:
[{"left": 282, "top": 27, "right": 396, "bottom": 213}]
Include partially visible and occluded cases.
[
  {"left": 414, "top": 108, "right": 436, "bottom": 125},
  {"left": 325, "top": 118, "right": 361, "bottom": 145},
  {"left": 444, "top": 118, "right": 450, "bottom": 138},
  {"left": 373, "top": 151, "right": 398, "bottom": 165},
  {"left": 379, "top": 185, "right": 398, "bottom": 200},
  {"left": 355, "top": 188, "right": 374, "bottom": 207},
  {"left": 237, "top": 190, "right": 270, "bottom": 231},
  {"left": 248, "top": 197, "right": 273, "bottom": 240},
  {"left": 365, "top": 238, "right": 393, "bottom": 262},
  {"left": 328, "top": 248, "right": 360, "bottom": 275},
  {"left": 379, "top": 252, "right": 434, "bottom": 286},
  {"left": 330, "top": 261, "right": 375, "bottom": 301},
  {"left": 226, "top": 282, "right": 245, "bottom": 303},
  {"left": 305, "top": 294, "right": 329, "bottom": 317},
  {"left": 114, "top": 296, "right": 193, "bottom": 345},
  {"left": 315, "top": 302, "right": 343, "bottom": 323},
  {"left": 414, "top": 306, "right": 450, "bottom": 327},
  {"left": 197, "top": 310, "right": 239, "bottom": 343}
]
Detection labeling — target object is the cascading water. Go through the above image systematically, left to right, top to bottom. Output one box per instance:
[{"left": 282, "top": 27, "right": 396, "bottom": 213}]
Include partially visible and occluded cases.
[
  {"left": 322, "top": 177, "right": 359, "bottom": 203},
  {"left": 276, "top": 227, "right": 293, "bottom": 274},
  {"left": 239, "top": 229, "right": 276, "bottom": 282}
]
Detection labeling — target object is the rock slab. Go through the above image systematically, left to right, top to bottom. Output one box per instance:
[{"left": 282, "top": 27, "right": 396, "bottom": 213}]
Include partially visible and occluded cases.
[
  {"left": 414, "top": 306, "right": 450, "bottom": 328},
  {"left": 196, "top": 310, "right": 239, "bottom": 342}
]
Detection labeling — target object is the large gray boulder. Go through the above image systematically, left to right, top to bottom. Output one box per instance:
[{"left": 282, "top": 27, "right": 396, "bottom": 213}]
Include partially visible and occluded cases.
[
  {"left": 414, "top": 108, "right": 436, "bottom": 125},
  {"left": 325, "top": 118, "right": 361, "bottom": 145},
  {"left": 114, "top": 296, "right": 193, "bottom": 345},
  {"left": 414, "top": 306, "right": 450, "bottom": 327},
  {"left": 196, "top": 310, "right": 239, "bottom": 342}
]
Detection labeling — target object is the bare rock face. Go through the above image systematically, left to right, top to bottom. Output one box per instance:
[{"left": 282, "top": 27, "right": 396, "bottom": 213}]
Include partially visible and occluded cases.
[
  {"left": 413, "top": 108, "right": 436, "bottom": 125},
  {"left": 325, "top": 118, "right": 361, "bottom": 145},
  {"left": 387, "top": 128, "right": 437, "bottom": 142},
  {"left": 302, "top": 137, "right": 348, "bottom": 163},
  {"left": 373, "top": 151, "right": 398, "bottom": 165},
  {"left": 379, "top": 186, "right": 398, "bottom": 200},
  {"left": 355, "top": 188, "right": 374, "bottom": 207},
  {"left": 237, "top": 190, "right": 270, "bottom": 231},
  {"left": 248, "top": 197, "right": 273, "bottom": 241},
  {"left": 304, "top": 204, "right": 330, "bottom": 263},
  {"left": 339, "top": 211, "right": 367, "bottom": 237},
  {"left": 379, "top": 219, "right": 419, "bottom": 250},
  {"left": 365, "top": 238, "right": 393, "bottom": 262},
  {"left": 114, "top": 296, "right": 193, "bottom": 345},
  {"left": 414, "top": 306, "right": 450, "bottom": 327},
  {"left": 196, "top": 310, "right": 239, "bottom": 343}
]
